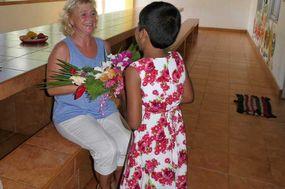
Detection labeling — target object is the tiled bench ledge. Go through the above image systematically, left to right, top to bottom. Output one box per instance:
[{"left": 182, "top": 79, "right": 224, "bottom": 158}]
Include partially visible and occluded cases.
[
  {"left": 0, "top": 9, "right": 139, "bottom": 101},
  {"left": 0, "top": 18, "right": 199, "bottom": 189},
  {"left": 0, "top": 123, "right": 96, "bottom": 188}
]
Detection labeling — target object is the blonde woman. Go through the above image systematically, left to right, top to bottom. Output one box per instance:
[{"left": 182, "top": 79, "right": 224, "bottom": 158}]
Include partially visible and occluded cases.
[{"left": 46, "top": 0, "right": 130, "bottom": 188}]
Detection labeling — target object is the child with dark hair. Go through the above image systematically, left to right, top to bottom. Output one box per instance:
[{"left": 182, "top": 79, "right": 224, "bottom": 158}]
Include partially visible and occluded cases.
[{"left": 120, "top": 1, "right": 194, "bottom": 189}]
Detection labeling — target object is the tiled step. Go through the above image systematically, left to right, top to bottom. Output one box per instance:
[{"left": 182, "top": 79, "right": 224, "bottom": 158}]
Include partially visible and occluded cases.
[{"left": 0, "top": 124, "right": 97, "bottom": 189}]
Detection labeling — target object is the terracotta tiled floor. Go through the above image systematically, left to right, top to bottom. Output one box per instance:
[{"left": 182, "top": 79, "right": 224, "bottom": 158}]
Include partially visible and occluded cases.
[
  {"left": 183, "top": 30, "right": 285, "bottom": 188},
  {"left": 0, "top": 129, "right": 29, "bottom": 159}
]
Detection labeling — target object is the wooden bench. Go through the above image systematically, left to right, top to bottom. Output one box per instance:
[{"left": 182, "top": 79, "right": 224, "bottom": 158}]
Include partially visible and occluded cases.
[
  {"left": 167, "top": 18, "right": 199, "bottom": 59},
  {"left": 0, "top": 117, "right": 129, "bottom": 188},
  {"left": 0, "top": 123, "right": 96, "bottom": 188}
]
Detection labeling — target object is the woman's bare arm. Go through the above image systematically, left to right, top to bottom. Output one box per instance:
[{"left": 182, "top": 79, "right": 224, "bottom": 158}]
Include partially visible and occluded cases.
[
  {"left": 104, "top": 40, "right": 111, "bottom": 54},
  {"left": 46, "top": 42, "right": 78, "bottom": 96},
  {"left": 125, "top": 67, "right": 142, "bottom": 130}
]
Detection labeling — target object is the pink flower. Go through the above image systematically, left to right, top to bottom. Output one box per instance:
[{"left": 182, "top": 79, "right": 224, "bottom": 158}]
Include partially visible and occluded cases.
[
  {"left": 110, "top": 50, "right": 133, "bottom": 71},
  {"left": 105, "top": 79, "right": 116, "bottom": 88}
]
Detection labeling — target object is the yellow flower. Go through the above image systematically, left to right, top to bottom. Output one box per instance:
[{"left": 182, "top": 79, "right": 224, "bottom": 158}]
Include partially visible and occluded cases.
[
  {"left": 99, "top": 68, "right": 116, "bottom": 82},
  {"left": 106, "top": 68, "right": 116, "bottom": 79},
  {"left": 99, "top": 74, "right": 109, "bottom": 82}
]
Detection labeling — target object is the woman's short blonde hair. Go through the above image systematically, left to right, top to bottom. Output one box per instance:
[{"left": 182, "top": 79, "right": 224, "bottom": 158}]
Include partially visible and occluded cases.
[{"left": 61, "top": 0, "right": 97, "bottom": 36}]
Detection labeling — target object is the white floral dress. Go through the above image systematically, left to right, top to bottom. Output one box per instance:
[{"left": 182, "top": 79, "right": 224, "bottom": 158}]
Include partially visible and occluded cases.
[{"left": 120, "top": 51, "right": 188, "bottom": 189}]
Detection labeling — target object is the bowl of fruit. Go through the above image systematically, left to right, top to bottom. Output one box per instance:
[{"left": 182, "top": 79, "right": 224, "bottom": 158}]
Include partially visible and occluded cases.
[{"left": 19, "top": 31, "right": 48, "bottom": 44}]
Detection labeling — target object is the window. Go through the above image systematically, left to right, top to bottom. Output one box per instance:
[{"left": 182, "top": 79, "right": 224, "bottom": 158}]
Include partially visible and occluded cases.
[{"left": 96, "top": 0, "right": 132, "bottom": 14}]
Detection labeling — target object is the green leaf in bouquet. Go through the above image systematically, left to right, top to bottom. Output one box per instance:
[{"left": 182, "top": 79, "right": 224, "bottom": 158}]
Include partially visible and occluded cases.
[
  {"left": 128, "top": 42, "right": 136, "bottom": 51},
  {"left": 128, "top": 43, "right": 141, "bottom": 61},
  {"left": 132, "top": 50, "right": 141, "bottom": 61},
  {"left": 57, "top": 59, "right": 80, "bottom": 71},
  {"left": 82, "top": 66, "right": 95, "bottom": 73},
  {"left": 57, "top": 69, "right": 72, "bottom": 75},
  {"left": 50, "top": 74, "right": 71, "bottom": 80},
  {"left": 85, "top": 76, "right": 109, "bottom": 100},
  {"left": 47, "top": 80, "right": 73, "bottom": 87}
]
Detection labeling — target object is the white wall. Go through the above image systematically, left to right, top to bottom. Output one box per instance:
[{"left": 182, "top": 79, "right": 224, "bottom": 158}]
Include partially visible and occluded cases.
[
  {"left": 135, "top": 0, "right": 253, "bottom": 30},
  {"left": 247, "top": 0, "right": 258, "bottom": 34},
  {"left": 246, "top": 1, "right": 285, "bottom": 90},
  {"left": 0, "top": 2, "right": 65, "bottom": 33},
  {"left": 271, "top": 3, "right": 285, "bottom": 89}
]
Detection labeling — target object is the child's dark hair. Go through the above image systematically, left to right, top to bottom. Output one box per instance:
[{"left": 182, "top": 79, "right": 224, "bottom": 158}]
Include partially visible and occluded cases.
[{"left": 138, "top": 1, "right": 181, "bottom": 49}]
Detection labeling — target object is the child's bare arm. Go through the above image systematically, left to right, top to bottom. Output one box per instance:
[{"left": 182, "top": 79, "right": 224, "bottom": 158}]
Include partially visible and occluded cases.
[
  {"left": 125, "top": 67, "right": 142, "bottom": 130},
  {"left": 182, "top": 69, "right": 194, "bottom": 103}
]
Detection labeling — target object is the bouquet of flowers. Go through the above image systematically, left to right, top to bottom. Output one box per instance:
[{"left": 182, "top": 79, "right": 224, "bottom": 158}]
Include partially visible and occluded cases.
[{"left": 47, "top": 43, "right": 141, "bottom": 100}]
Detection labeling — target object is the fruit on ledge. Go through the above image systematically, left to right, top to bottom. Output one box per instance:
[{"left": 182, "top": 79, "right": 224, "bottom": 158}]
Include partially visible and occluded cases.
[{"left": 37, "top": 33, "right": 46, "bottom": 39}]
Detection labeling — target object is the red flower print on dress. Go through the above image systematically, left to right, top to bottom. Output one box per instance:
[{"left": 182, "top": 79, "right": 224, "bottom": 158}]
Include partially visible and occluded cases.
[
  {"left": 121, "top": 52, "right": 188, "bottom": 188},
  {"left": 145, "top": 61, "right": 155, "bottom": 72},
  {"left": 157, "top": 68, "right": 170, "bottom": 82},
  {"left": 172, "top": 69, "right": 181, "bottom": 83},
  {"left": 160, "top": 82, "right": 170, "bottom": 91},
  {"left": 177, "top": 83, "right": 184, "bottom": 95},
  {"left": 152, "top": 90, "right": 159, "bottom": 95},
  {"left": 150, "top": 100, "right": 167, "bottom": 112},
  {"left": 138, "top": 124, "right": 147, "bottom": 132},
  {"left": 138, "top": 134, "right": 153, "bottom": 154},
  {"left": 178, "top": 150, "right": 187, "bottom": 167},
  {"left": 145, "top": 159, "right": 159, "bottom": 174},
  {"left": 133, "top": 168, "right": 142, "bottom": 180},
  {"left": 161, "top": 168, "right": 175, "bottom": 185},
  {"left": 177, "top": 175, "right": 187, "bottom": 189}
]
